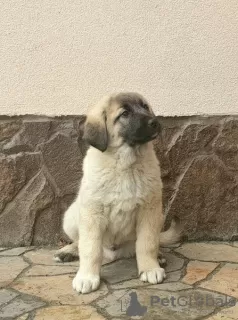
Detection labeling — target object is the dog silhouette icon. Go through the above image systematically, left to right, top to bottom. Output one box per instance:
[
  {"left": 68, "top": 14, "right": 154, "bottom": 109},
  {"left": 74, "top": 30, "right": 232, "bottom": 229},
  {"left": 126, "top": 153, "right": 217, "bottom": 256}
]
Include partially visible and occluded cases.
[{"left": 126, "top": 292, "right": 147, "bottom": 316}]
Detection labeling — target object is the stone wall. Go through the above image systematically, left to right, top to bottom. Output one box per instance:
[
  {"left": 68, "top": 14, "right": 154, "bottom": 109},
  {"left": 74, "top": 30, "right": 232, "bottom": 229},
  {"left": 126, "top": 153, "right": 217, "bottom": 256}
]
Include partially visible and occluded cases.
[{"left": 0, "top": 116, "right": 238, "bottom": 246}]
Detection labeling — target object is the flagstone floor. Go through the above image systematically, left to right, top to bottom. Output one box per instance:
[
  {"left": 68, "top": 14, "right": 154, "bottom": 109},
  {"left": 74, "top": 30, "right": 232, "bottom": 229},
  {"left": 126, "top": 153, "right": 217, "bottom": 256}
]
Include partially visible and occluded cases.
[{"left": 0, "top": 242, "right": 238, "bottom": 319}]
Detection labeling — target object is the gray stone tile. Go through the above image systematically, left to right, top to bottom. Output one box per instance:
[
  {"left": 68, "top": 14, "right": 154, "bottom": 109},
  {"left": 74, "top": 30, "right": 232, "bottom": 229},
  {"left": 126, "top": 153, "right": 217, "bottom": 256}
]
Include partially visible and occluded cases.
[
  {"left": 162, "top": 243, "right": 182, "bottom": 248},
  {"left": 176, "top": 243, "right": 238, "bottom": 262},
  {"left": 0, "top": 247, "right": 32, "bottom": 256},
  {"left": 161, "top": 247, "right": 171, "bottom": 253},
  {"left": 24, "top": 249, "right": 78, "bottom": 266},
  {"left": 164, "top": 253, "right": 185, "bottom": 273},
  {"left": 101, "top": 254, "right": 184, "bottom": 285},
  {"left": 0, "top": 256, "right": 28, "bottom": 288},
  {"left": 101, "top": 259, "right": 138, "bottom": 284},
  {"left": 25, "top": 264, "right": 78, "bottom": 276},
  {"left": 110, "top": 269, "right": 183, "bottom": 290},
  {"left": 164, "top": 270, "right": 182, "bottom": 282},
  {"left": 12, "top": 275, "right": 108, "bottom": 305},
  {"left": 111, "top": 279, "right": 149, "bottom": 290},
  {"left": 147, "top": 282, "right": 192, "bottom": 291},
  {"left": 0, "top": 289, "right": 19, "bottom": 307},
  {"left": 0, "top": 294, "right": 45, "bottom": 318},
  {"left": 205, "top": 303, "right": 238, "bottom": 320},
  {"left": 34, "top": 306, "right": 106, "bottom": 320},
  {"left": 16, "top": 314, "right": 29, "bottom": 320}
]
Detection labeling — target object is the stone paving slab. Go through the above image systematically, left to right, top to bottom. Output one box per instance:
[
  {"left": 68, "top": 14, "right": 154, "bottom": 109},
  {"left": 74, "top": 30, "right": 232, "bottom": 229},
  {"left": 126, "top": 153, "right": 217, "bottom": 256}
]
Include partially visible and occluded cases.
[
  {"left": 0, "top": 243, "right": 238, "bottom": 320},
  {"left": 176, "top": 243, "right": 238, "bottom": 262},
  {"left": 0, "top": 247, "right": 33, "bottom": 256},
  {"left": 24, "top": 248, "right": 78, "bottom": 266},
  {"left": 163, "top": 252, "right": 185, "bottom": 273},
  {"left": 101, "top": 253, "right": 185, "bottom": 285},
  {"left": 0, "top": 256, "right": 28, "bottom": 288},
  {"left": 101, "top": 259, "right": 138, "bottom": 283},
  {"left": 182, "top": 261, "right": 219, "bottom": 285},
  {"left": 200, "top": 263, "right": 238, "bottom": 299},
  {"left": 25, "top": 264, "right": 78, "bottom": 276},
  {"left": 164, "top": 270, "right": 183, "bottom": 282},
  {"left": 11, "top": 275, "right": 108, "bottom": 305},
  {"left": 146, "top": 282, "right": 192, "bottom": 291},
  {"left": 0, "top": 289, "right": 19, "bottom": 307},
  {"left": 0, "top": 294, "right": 45, "bottom": 318},
  {"left": 206, "top": 303, "right": 238, "bottom": 320},
  {"left": 34, "top": 305, "right": 106, "bottom": 320},
  {"left": 16, "top": 314, "right": 29, "bottom": 320}
]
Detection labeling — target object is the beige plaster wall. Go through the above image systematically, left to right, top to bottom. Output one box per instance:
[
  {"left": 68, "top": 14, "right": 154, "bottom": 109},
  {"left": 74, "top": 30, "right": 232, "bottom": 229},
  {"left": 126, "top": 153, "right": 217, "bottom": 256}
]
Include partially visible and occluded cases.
[{"left": 0, "top": 0, "right": 238, "bottom": 116}]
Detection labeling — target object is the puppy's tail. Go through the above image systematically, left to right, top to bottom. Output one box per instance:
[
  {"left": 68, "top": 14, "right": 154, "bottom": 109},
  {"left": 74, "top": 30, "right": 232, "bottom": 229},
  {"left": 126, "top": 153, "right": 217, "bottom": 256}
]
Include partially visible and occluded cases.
[{"left": 159, "top": 216, "right": 183, "bottom": 247}]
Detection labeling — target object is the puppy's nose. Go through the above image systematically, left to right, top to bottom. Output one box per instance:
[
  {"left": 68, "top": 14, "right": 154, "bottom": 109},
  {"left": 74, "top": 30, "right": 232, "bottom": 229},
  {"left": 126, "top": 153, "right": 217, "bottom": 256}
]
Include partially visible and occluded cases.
[{"left": 148, "top": 118, "right": 159, "bottom": 129}]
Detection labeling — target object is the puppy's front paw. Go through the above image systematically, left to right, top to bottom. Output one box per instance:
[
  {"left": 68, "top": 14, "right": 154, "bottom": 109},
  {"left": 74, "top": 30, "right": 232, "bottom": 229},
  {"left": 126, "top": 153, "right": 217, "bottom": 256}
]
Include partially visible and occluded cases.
[
  {"left": 140, "top": 267, "right": 166, "bottom": 284},
  {"left": 72, "top": 271, "right": 100, "bottom": 294}
]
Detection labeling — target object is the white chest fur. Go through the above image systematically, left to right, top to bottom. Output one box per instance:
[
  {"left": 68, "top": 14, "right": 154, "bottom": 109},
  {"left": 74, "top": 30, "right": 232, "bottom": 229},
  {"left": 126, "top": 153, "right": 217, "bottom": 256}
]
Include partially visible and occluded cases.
[{"left": 79, "top": 143, "right": 162, "bottom": 242}]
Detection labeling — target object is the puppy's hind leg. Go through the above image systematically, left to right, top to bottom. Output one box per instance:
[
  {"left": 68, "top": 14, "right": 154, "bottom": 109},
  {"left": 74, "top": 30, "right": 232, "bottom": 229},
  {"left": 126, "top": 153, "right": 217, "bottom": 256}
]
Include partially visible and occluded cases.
[
  {"left": 54, "top": 201, "right": 80, "bottom": 263},
  {"left": 101, "top": 241, "right": 166, "bottom": 266},
  {"left": 102, "top": 241, "right": 136, "bottom": 265},
  {"left": 115, "top": 241, "right": 136, "bottom": 259},
  {"left": 54, "top": 242, "right": 79, "bottom": 262},
  {"left": 158, "top": 251, "right": 167, "bottom": 266}
]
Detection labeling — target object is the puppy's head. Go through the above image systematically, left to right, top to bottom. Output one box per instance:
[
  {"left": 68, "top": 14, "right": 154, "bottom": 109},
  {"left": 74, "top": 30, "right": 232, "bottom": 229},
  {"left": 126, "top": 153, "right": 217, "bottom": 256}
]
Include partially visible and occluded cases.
[{"left": 83, "top": 92, "right": 161, "bottom": 152}]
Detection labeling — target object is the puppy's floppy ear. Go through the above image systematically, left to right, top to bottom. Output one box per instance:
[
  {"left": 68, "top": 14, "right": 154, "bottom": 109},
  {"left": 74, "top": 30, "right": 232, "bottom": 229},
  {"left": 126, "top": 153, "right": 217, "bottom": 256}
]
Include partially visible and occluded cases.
[{"left": 83, "top": 111, "right": 108, "bottom": 152}]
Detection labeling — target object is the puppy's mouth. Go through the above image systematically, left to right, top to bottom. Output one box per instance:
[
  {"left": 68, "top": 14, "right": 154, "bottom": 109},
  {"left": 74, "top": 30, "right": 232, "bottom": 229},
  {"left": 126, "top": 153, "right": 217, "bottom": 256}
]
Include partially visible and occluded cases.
[
  {"left": 135, "top": 121, "right": 161, "bottom": 144},
  {"left": 128, "top": 130, "right": 160, "bottom": 146}
]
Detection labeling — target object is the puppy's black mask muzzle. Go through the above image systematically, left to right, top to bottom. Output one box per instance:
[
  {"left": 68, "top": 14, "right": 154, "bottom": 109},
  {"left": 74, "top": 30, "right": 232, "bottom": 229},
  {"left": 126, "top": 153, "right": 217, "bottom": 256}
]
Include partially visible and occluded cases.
[{"left": 124, "top": 115, "right": 162, "bottom": 146}]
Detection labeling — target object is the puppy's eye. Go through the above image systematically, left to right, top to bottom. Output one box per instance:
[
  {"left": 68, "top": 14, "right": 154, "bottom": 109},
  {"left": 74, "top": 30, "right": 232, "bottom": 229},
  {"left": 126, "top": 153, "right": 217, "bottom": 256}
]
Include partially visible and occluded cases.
[
  {"left": 142, "top": 103, "right": 149, "bottom": 110},
  {"left": 121, "top": 110, "right": 130, "bottom": 118}
]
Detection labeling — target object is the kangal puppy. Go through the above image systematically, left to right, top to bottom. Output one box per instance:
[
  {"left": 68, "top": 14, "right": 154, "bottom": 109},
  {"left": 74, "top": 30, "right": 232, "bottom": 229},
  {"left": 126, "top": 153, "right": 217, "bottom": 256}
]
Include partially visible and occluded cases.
[{"left": 54, "top": 92, "right": 181, "bottom": 294}]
